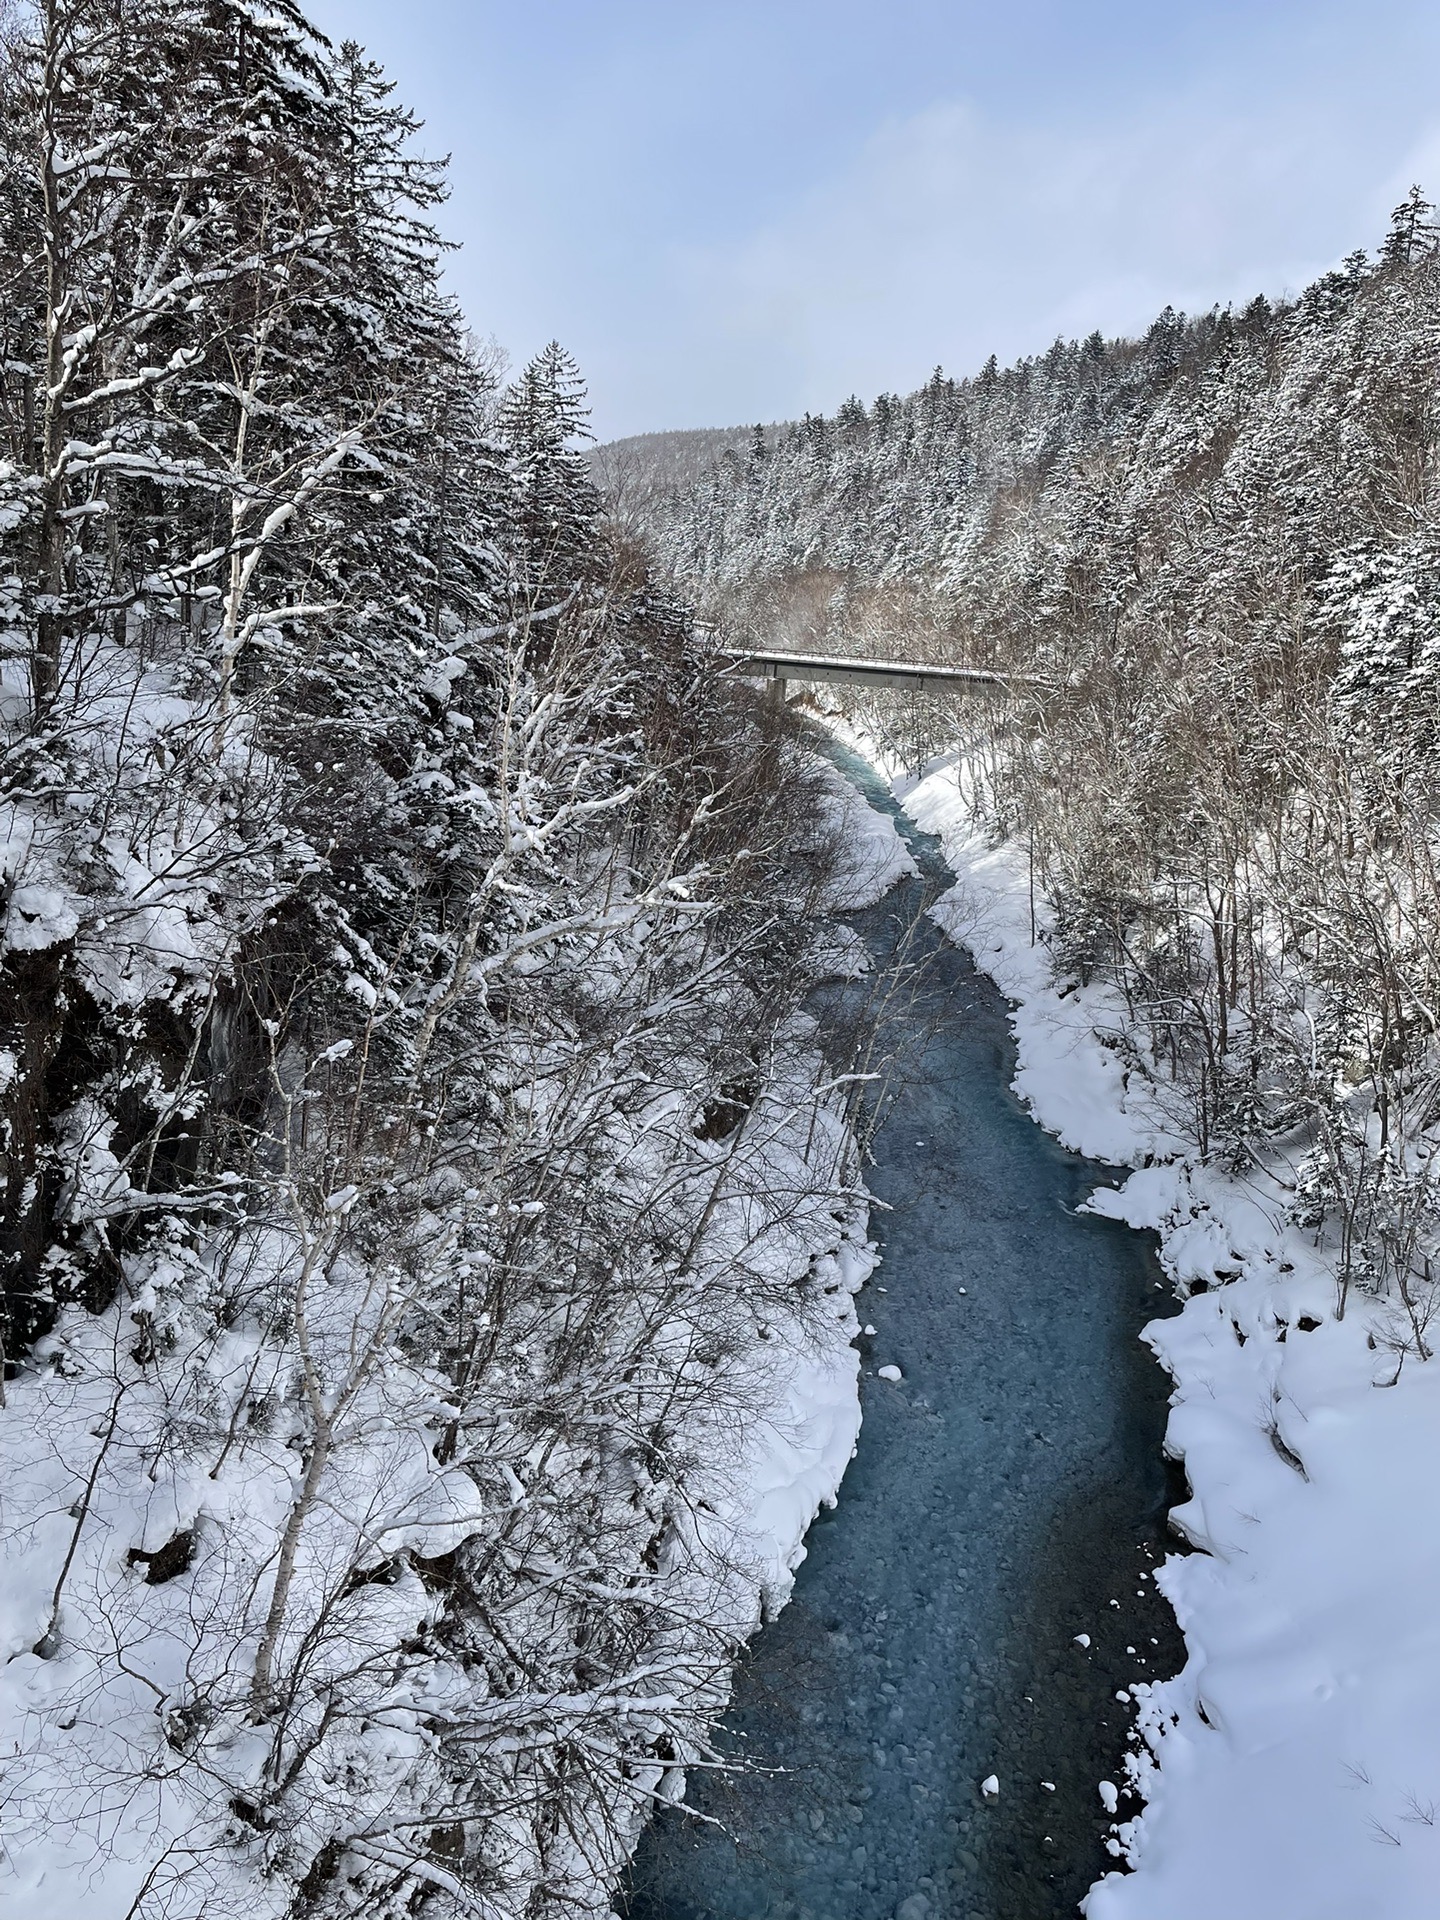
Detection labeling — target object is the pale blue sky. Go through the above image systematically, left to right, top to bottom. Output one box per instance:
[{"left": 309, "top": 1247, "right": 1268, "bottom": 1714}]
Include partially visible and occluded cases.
[{"left": 305, "top": 0, "right": 1440, "bottom": 438}]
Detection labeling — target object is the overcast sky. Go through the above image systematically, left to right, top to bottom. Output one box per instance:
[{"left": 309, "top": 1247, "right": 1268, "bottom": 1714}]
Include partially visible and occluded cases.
[{"left": 304, "top": 0, "right": 1440, "bottom": 441}]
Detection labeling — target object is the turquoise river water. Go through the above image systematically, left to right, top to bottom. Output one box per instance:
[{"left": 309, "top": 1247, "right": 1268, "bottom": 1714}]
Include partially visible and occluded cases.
[{"left": 620, "top": 748, "right": 1184, "bottom": 1920}]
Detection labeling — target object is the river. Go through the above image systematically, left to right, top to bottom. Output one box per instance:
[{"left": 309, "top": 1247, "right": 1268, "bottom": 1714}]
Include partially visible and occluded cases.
[{"left": 621, "top": 747, "right": 1184, "bottom": 1920}]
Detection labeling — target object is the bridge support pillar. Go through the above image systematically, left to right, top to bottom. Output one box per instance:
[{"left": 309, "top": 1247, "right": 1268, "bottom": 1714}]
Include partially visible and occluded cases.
[{"left": 766, "top": 674, "right": 787, "bottom": 709}]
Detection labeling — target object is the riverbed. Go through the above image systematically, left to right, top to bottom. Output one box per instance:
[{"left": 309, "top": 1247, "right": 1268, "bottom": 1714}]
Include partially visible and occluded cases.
[{"left": 621, "top": 749, "right": 1183, "bottom": 1920}]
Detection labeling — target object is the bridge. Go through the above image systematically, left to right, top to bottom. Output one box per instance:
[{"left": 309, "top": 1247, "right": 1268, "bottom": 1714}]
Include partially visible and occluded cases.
[{"left": 723, "top": 647, "right": 1013, "bottom": 700}]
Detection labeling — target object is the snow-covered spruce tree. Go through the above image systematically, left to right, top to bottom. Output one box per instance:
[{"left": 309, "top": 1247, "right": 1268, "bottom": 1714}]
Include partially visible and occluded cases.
[
  {"left": 0, "top": 9, "right": 866, "bottom": 1918},
  {"left": 500, "top": 338, "right": 604, "bottom": 601}
]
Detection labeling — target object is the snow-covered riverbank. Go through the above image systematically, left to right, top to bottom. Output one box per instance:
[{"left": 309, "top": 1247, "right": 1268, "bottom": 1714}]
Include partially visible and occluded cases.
[
  {"left": 628, "top": 742, "right": 1182, "bottom": 1920},
  {"left": 894, "top": 752, "right": 1440, "bottom": 1920},
  {"left": 708, "top": 764, "right": 916, "bottom": 1626}
]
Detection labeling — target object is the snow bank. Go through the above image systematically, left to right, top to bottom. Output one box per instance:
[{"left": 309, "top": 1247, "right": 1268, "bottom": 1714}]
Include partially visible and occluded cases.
[
  {"left": 895, "top": 754, "right": 1440, "bottom": 1920},
  {"left": 815, "top": 757, "right": 918, "bottom": 910},
  {"left": 678, "top": 765, "right": 922, "bottom": 1634},
  {"left": 718, "top": 767, "right": 922, "bottom": 1605},
  {"left": 688, "top": 768, "right": 916, "bottom": 1630},
  {"left": 728, "top": 1226, "right": 876, "bottom": 1616}
]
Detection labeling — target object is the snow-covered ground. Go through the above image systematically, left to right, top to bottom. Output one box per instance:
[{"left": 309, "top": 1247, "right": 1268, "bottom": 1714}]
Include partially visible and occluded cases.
[
  {"left": 0, "top": 737, "right": 911, "bottom": 1920},
  {"left": 892, "top": 750, "right": 1440, "bottom": 1920},
  {"left": 0, "top": 1060, "right": 881, "bottom": 1920}
]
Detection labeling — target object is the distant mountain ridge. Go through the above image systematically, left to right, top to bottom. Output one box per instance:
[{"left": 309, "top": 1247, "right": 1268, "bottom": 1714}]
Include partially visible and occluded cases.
[{"left": 589, "top": 422, "right": 783, "bottom": 521}]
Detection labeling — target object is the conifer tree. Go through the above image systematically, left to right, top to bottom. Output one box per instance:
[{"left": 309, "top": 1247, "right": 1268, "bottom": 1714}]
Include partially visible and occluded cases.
[
  {"left": 1382, "top": 184, "right": 1438, "bottom": 269},
  {"left": 498, "top": 338, "right": 600, "bottom": 600}
]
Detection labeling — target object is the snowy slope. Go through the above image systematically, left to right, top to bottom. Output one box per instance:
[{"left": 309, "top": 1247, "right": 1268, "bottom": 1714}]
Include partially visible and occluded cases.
[
  {"left": 895, "top": 753, "right": 1440, "bottom": 1920},
  {"left": 605, "top": 774, "right": 917, "bottom": 1856},
  {"left": 0, "top": 780, "right": 894, "bottom": 1920}
]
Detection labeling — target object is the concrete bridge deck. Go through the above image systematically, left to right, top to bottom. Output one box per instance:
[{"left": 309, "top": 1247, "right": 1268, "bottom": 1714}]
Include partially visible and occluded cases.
[{"left": 723, "top": 647, "right": 1012, "bottom": 696}]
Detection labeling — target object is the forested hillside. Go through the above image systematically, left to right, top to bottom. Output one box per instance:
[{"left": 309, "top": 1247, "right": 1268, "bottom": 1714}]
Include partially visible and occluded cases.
[
  {"left": 0, "top": 7, "right": 871, "bottom": 1916},
  {"left": 635, "top": 194, "right": 1440, "bottom": 1334},
  {"left": 587, "top": 426, "right": 772, "bottom": 542}
]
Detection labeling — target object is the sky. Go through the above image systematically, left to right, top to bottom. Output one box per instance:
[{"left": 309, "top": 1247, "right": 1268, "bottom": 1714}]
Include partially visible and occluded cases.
[{"left": 304, "top": 0, "right": 1440, "bottom": 441}]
